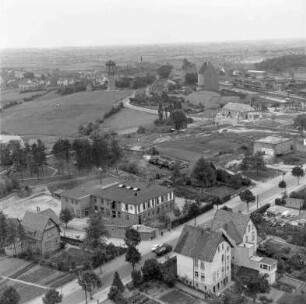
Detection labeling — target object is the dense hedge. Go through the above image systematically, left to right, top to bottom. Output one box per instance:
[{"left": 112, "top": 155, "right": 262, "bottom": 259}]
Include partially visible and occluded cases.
[
  {"left": 171, "top": 203, "right": 213, "bottom": 228},
  {"left": 251, "top": 203, "right": 270, "bottom": 215}
]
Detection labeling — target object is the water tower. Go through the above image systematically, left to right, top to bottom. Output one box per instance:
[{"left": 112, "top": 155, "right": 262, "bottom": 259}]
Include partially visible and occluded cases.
[{"left": 106, "top": 60, "right": 116, "bottom": 90}]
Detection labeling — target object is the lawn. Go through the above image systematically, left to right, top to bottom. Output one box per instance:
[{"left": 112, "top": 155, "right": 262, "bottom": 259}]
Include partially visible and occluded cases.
[
  {"left": 0, "top": 89, "right": 44, "bottom": 105},
  {"left": 1, "top": 90, "right": 132, "bottom": 137},
  {"left": 186, "top": 91, "right": 221, "bottom": 108},
  {"left": 160, "top": 289, "right": 205, "bottom": 304}
]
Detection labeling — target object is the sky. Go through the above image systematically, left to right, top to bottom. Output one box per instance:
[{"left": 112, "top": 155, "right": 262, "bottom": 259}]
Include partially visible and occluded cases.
[{"left": 0, "top": 0, "right": 305, "bottom": 49}]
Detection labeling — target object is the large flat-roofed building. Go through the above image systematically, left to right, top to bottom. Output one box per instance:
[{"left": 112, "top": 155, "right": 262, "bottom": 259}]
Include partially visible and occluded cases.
[
  {"left": 253, "top": 136, "right": 292, "bottom": 156},
  {"left": 90, "top": 181, "right": 174, "bottom": 225}
]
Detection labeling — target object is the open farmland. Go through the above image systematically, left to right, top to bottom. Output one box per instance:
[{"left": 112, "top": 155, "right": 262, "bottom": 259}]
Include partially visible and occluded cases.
[{"left": 0, "top": 90, "right": 132, "bottom": 137}]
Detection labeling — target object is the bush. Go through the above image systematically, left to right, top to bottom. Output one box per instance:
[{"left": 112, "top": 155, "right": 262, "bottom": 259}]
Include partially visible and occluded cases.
[
  {"left": 103, "top": 102, "right": 124, "bottom": 120},
  {"left": 275, "top": 198, "right": 285, "bottom": 206},
  {"left": 252, "top": 204, "right": 270, "bottom": 215},
  {"left": 142, "top": 259, "right": 162, "bottom": 281}
]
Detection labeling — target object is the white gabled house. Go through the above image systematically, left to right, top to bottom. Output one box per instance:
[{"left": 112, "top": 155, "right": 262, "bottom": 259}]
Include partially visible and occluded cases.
[
  {"left": 211, "top": 210, "right": 277, "bottom": 284},
  {"left": 174, "top": 225, "right": 234, "bottom": 294}
]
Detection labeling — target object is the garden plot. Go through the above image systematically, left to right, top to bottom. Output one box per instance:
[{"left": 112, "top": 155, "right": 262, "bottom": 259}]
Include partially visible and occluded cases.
[{"left": 160, "top": 289, "right": 205, "bottom": 304}]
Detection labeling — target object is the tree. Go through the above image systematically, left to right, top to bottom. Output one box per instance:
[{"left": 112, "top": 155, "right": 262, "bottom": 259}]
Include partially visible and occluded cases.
[
  {"left": 157, "top": 64, "right": 173, "bottom": 79},
  {"left": 185, "top": 73, "right": 198, "bottom": 85},
  {"left": 158, "top": 104, "right": 164, "bottom": 121},
  {"left": 170, "top": 110, "right": 188, "bottom": 132},
  {"left": 294, "top": 114, "right": 306, "bottom": 131},
  {"left": 52, "top": 139, "right": 71, "bottom": 161},
  {"left": 252, "top": 152, "right": 266, "bottom": 176},
  {"left": 191, "top": 157, "right": 216, "bottom": 190},
  {"left": 172, "top": 162, "right": 184, "bottom": 185},
  {"left": 292, "top": 166, "right": 304, "bottom": 185},
  {"left": 278, "top": 180, "right": 287, "bottom": 194},
  {"left": 239, "top": 189, "right": 255, "bottom": 213},
  {"left": 59, "top": 208, "right": 74, "bottom": 229},
  {"left": 83, "top": 213, "right": 109, "bottom": 251},
  {"left": 124, "top": 228, "right": 141, "bottom": 247},
  {"left": 125, "top": 245, "right": 141, "bottom": 270},
  {"left": 141, "top": 259, "right": 162, "bottom": 281},
  {"left": 131, "top": 269, "right": 143, "bottom": 287},
  {"left": 78, "top": 270, "right": 102, "bottom": 301},
  {"left": 111, "top": 271, "right": 125, "bottom": 293},
  {"left": 235, "top": 273, "right": 270, "bottom": 303},
  {"left": 0, "top": 286, "right": 20, "bottom": 304},
  {"left": 42, "top": 289, "right": 63, "bottom": 304}
]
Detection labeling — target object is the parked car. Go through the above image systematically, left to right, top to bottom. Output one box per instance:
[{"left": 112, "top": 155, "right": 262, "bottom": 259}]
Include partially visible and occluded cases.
[
  {"left": 155, "top": 243, "right": 173, "bottom": 257},
  {"left": 151, "top": 244, "right": 163, "bottom": 253}
]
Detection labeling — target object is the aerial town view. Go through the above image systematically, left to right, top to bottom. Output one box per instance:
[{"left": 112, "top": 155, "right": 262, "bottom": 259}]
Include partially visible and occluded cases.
[{"left": 0, "top": 0, "right": 306, "bottom": 304}]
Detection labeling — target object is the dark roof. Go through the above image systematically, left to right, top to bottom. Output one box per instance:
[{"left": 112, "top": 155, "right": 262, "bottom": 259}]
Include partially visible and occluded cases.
[
  {"left": 198, "top": 61, "right": 216, "bottom": 75},
  {"left": 61, "top": 177, "right": 119, "bottom": 200},
  {"left": 91, "top": 180, "right": 172, "bottom": 205},
  {"left": 40, "top": 209, "right": 60, "bottom": 225},
  {"left": 22, "top": 210, "right": 59, "bottom": 241},
  {"left": 211, "top": 210, "right": 250, "bottom": 244},
  {"left": 174, "top": 225, "right": 228, "bottom": 262},
  {"left": 236, "top": 266, "right": 259, "bottom": 278}
]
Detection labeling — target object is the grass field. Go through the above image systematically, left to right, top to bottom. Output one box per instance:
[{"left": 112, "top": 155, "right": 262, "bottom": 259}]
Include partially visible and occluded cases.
[
  {"left": 0, "top": 89, "right": 43, "bottom": 105},
  {"left": 1, "top": 90, "right": 131, "bottom": 137},
  {"left": 104, "top": 108, "right": 156, "bottom": 133},
  {"left": 156, "top": 133, "right": 239, "bottom": 162}
]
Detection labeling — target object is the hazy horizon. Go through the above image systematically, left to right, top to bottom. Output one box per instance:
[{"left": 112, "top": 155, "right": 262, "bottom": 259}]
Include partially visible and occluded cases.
[{"left": 1, "top": 0, "right": 305, "bottom": 49}]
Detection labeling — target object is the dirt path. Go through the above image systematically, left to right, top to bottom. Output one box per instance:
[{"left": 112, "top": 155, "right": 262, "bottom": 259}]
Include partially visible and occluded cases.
[{"left": 0, "top": 275, "right": 49, "bottom": 290}]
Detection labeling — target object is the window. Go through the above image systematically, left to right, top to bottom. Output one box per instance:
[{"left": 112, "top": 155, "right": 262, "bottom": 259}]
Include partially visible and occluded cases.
[
  {"left": 125, "top": 203, "right": 128, "bottom": 211},
  {"left": 142, "top": 203, "right": 145, "bottom": 210},
  {"left": 94, "top": 206, "right": 98, "bottom": 211},
  {"left": 100, "top": 207, "right": 105, "bottom": 214},
  {"left": 248, "top": 224, "right": 251, "bottom": 232},
  {"left": 252, "top": 232, "right": 255, "bottom": 242},
  {"left": 222, "top": 243, "right": 224, "bottom": 250},
  {"left": 218, "top": 246, "right": 220, "bottom": 253},
  {"left": 227, "top": 246, "right": 230, "bottom": 252},
  {"left": 222, "top": 254, "right": 224, "bottom": 262},
  {"left": 194, "top": 259, "right": 198, "bottom": 267},
  {"left": 200, "top": 261, "right": 205, "bottom": 269},
  {"left": 260, "top": 264, "right": 269, "bottom": 270},
  {"left": 194, "top": 271, "right": 198, "bottom": 279},
  {"left": 201, "top": 274, "right": 205, "bottom": 281}
]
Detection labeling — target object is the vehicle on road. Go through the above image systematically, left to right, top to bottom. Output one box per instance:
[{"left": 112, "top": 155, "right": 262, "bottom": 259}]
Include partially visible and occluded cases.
[
  {"left": 155, "top": 243, "right": 173, "bottom": 257},
  {"left": 151, "top": 244, "right": 163, "bottom": 252}
]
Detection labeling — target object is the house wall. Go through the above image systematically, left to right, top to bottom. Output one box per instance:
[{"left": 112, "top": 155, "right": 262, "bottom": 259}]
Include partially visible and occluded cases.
[
  {"left": 91, "top": 191, "right": 174, "bottom": 225},
  {"left": 61, "top": 196, "right": 90, "bottom": 218},
  {"left": 243, "top": 220, "right": 257, "bottom": 249},
  {"left": 41, "top": 221, "right": 60, "bottom": 255},
  {"left": 177, "top": 241, "right": 231, "bottom": 294}
]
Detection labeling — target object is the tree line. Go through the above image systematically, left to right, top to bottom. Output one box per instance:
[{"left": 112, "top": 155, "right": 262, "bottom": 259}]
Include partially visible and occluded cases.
[
  {"left": 52, "top": 134, "right": 122, "bottom": 171},
  {"left": 0, "top": 139, "right": 47, "bottom": 178}
]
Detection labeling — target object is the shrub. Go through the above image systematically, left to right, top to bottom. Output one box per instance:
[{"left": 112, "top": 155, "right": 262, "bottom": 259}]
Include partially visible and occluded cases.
[{"left": 142, "top": 259, "right": 162, "bottom": 281}]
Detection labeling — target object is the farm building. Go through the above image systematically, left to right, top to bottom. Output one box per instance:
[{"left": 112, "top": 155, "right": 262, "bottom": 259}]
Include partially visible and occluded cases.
[
  {"left": 197, "top": 61, "right": 219, "bottom": 92},
  {"left": 246, "top": 70, "right": 266, "bottom": 78},
  {"left": 215, "top": 102, "right": 261, "bottom": 126},
  {"left": 253, "top": 136, "right": 292, "bottom": 157},
  {"left": 90, "top": 181, "right": 174, "bottom": 226}
]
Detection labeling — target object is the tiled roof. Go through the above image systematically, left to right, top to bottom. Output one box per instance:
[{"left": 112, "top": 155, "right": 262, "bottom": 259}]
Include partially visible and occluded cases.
[
  {"left": 222, "top": 102, "right": 254, "bottom": 112},
  {"left": 61, "top": 177, "right": 119, "bottom": 200},
  {"left": 91, "top": 180, "right": 172, "bottom": 205},
  {"left": 40, "top": 209, "right": 60, "bottom": 225},
  {"left": 22, "top": 210, "right": 59, "bottom": 241},
  {"left": 211, "top": 210, "right": 250, "bottom": 244},
  {"left": 174, "top": 225, "right": 227, "bottom": 262}
]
